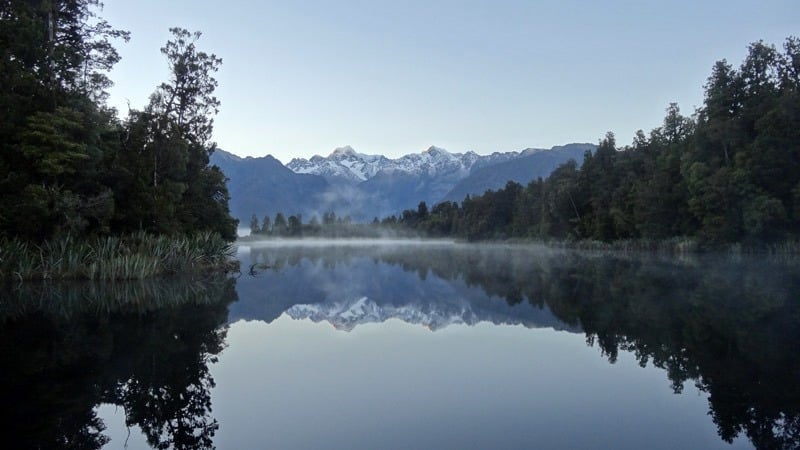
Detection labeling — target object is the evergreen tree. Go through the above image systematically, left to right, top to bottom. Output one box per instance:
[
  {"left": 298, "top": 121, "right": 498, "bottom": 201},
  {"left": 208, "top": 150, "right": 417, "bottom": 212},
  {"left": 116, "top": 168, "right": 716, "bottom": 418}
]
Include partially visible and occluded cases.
[
  {"left": 0, "top": 0, "right": 127, "bottom": 240},
  {"left": 113, "top": 28, "right": 236, "bottom": 239},
  {"left": 273, "top": 213, "right": 287, "bottom": 236},
  {"left": 250, "top": 214, "right": 260, "bottom": 235},
  {"left": 261, "top": 215, "right": 272, "bottom": 235}
]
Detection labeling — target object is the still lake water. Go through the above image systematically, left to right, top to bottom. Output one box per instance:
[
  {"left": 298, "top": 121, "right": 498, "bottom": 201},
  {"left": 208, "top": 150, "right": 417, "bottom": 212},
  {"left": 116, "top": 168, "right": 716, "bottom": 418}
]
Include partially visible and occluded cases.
[{"left": 2, "top": 240, "right": 798, "bottom": 449}]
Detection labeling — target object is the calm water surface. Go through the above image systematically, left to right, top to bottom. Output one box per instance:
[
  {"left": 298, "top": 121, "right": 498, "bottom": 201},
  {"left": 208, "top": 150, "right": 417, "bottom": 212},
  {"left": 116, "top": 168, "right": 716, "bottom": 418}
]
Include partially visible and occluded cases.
[{"left": 2, "top": 240, "right": 798, "bottom": 449}]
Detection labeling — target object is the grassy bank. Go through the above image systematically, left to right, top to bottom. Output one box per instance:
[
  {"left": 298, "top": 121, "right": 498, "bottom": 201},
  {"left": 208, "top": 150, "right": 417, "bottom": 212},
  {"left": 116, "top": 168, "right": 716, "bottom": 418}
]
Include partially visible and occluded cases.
[{"left": 1, "top": 231, "right": 237, "bottom": 281}]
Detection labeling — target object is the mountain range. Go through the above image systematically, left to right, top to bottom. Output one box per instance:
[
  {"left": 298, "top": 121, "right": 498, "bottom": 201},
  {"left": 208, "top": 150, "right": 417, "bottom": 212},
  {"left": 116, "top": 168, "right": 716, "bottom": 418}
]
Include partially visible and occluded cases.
[{"left": 211, "top": 143, "right": 595, "bottom": 223}]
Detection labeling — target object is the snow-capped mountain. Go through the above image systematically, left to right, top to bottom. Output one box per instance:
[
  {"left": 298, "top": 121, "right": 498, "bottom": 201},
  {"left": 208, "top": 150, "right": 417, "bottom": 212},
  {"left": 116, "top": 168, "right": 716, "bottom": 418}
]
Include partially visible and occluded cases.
[
  {"left": 214, "top": 143, "right": 595, "bottom": 222},
  {"left": 287, "top": 145, "right": 519, "bottom": 184},
  {"left": 288, "top": 146, "right": 392, "bottom": 183}
]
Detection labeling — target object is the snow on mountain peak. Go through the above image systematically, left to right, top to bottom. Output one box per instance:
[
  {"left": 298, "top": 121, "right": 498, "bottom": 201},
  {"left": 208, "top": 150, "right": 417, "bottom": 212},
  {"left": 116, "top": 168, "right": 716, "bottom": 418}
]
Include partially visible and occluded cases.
[{"left": 286, "top": 145, "right": 538, "bottom": 185}]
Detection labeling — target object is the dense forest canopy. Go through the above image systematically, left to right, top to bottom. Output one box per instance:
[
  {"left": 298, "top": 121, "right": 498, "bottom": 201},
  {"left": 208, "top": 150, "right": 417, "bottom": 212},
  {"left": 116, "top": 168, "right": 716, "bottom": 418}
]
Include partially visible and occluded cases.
[
  {"left": 0, "top": 0, "right": 237, "bottom": 242},
  {"left": 390, "top": 37, "right": 800, "bottom": 247}
]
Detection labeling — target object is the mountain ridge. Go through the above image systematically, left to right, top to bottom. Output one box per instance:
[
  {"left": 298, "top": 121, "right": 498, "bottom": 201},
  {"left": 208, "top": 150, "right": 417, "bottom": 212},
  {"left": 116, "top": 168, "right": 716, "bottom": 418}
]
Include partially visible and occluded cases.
[{"left": 212, "top": 143, "right": 595, "bottom": 222}]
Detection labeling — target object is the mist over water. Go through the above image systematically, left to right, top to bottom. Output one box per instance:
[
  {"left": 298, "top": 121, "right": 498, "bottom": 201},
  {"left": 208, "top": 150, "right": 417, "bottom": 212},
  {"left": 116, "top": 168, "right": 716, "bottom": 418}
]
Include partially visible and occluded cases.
[
  {"left": 240, "top": 237, "right": 458, "bottom": 247},
  {"left": 212, "top": 240, "right": 800, "bottom": 448},
  {"left": 2, "top": 242, "right": 796, "bottom": 449}
]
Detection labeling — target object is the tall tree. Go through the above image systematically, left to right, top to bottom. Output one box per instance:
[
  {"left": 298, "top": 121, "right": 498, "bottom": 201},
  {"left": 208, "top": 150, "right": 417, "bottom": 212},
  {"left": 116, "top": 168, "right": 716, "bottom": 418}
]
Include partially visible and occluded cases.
[
  {"left": 0, "top": 0, "right": 127, "bottom": 240},
  {"left": 113, "top": 28, "right": 236, "bottom": 239}
]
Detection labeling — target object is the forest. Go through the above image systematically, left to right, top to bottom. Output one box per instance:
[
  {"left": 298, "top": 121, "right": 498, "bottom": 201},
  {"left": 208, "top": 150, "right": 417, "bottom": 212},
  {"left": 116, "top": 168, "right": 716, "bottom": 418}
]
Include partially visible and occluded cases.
[
  {"left": 0, "top": 1, "right": 238, "bottom": 279},
  {"left": 0, "top": 1, "right": 238, "bottom": 243},
  {"left": 390, "top": 38, "right": 800, "bottom": 248}
]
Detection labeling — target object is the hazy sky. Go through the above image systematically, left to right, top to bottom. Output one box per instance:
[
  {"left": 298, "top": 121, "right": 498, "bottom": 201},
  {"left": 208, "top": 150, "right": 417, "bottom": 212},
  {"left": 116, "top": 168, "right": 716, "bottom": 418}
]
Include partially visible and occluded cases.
[{"left": 102, "top": 0, "right": 798, "bottom": 163}]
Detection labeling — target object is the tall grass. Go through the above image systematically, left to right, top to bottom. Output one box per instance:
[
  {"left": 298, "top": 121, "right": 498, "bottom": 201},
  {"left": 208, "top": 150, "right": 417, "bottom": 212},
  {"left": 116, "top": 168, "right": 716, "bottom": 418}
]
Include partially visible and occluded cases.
[{"left": 0, "top": 231, "right": 236, "bottom": 281}]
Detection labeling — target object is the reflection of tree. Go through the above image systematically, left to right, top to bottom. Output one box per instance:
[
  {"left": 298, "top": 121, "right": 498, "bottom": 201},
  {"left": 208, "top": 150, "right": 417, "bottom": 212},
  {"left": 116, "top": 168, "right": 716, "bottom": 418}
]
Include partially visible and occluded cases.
[
  {"left": 247, "top": 243, "right": 800, "bottom": 449},
  {"left": 533, "top": 255, "right": 800, "bottom": 449},
  {"left": 0, "top": 276, "right": 236, "bottom": 449},
  {"left": 109, "top": 299, "right": 229, "bottom": 450},
  {"left": 0, "top": 312, "right": 112, "bottom": 449}
]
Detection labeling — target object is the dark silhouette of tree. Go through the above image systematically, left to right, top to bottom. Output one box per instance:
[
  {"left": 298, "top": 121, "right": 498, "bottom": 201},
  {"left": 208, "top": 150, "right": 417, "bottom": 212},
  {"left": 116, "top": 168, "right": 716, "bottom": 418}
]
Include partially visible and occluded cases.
[{"left": 0, "top": 5, "right": 237, "bottom": 243}]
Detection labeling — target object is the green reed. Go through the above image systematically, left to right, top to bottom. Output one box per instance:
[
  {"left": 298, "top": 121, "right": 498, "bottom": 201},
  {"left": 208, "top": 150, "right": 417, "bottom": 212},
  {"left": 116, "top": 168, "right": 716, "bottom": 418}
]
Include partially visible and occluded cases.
[{"left": 0, "top": 232, "right": 236, "bottom": 281}]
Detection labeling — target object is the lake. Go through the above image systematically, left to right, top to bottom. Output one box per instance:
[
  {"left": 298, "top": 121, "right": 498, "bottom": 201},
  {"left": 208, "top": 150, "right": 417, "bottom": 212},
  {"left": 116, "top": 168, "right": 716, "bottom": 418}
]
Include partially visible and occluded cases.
[{"left": 2, "top": 240, "right": 797, "bottom": 449}]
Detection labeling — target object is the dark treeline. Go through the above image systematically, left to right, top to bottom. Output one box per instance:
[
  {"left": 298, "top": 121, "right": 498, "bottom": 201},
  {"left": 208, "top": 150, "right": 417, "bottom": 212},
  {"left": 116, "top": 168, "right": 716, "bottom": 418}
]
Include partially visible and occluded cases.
[
  {"left": 0, "top": 1, "right": 237, "bottom": 243},
  {"left": 393, "top": 38, "right": 800, "bottom": 248}
]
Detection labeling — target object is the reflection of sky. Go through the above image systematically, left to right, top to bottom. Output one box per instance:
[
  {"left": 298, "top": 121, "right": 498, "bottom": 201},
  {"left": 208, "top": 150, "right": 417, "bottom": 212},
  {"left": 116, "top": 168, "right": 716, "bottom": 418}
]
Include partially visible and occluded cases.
[{"left": 204, "top": 317, "right": 752, "bottom": 450}]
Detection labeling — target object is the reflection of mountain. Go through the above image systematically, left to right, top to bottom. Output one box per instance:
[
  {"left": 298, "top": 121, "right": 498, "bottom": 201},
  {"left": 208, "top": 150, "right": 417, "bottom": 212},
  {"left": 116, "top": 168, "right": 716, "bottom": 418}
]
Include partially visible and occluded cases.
[
  {"left": 232, "top": 242, "right": 800, "bottom": 449},
  {"left": 230, "top": 244, "right": 577, "bottom": 333},
  {"left": 286, "top": 295, "right": 568, "bottom": 332}
]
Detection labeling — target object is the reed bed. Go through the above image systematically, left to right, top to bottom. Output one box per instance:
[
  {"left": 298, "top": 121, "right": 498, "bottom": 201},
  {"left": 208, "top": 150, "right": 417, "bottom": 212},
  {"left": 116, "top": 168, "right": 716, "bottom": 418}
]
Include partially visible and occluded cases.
[{"left": 0, "top": 231, "right": 236, "bottom": 281}]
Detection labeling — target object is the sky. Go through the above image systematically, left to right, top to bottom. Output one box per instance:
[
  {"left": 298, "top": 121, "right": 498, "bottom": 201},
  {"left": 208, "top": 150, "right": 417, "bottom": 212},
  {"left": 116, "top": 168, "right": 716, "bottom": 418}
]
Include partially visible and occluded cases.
[{"left": 102, "top": 0, "right": 799, "bottom": 163}]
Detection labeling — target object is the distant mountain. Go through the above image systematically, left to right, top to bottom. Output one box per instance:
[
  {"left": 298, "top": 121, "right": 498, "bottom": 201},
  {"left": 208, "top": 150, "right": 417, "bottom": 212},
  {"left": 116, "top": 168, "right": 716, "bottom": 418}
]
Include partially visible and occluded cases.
[
  {"left": 213, "top": 143, "right": 596, "bottom": 222},
  {"left": 442, "top": 143, "right": 595, "bottom": 202},
  {"left": 286, "top": 145, "right": 565, "bottom": 218},
  {"left": 288, "top": 145, "right": 483, "bottom": 184},
  {"left": 288, "top": 146, "right": 392, "bottom": 183},
  {"left": 354, "top": 146, "right": 485, "bottom": 218},
  {"left": 210, "top": 149, "right": 335, "bottom": 222}
]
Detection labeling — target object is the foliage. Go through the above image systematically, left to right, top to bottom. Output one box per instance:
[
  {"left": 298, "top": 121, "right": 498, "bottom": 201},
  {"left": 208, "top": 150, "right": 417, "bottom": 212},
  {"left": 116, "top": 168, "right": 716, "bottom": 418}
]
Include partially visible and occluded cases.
[
  {"left": 0, "top": 2, "right": 238, "bottom": 247},
  {"left": 388, "top": 37, "right": 800, "bottom": 249},
  {"left": 0, "top": 231, "right": 236, "bottom": 281}
]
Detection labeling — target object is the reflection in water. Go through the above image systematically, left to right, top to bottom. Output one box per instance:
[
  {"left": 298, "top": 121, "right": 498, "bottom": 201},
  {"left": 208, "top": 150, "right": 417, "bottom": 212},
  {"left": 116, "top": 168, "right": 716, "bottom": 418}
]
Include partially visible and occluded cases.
[
  {"left": 1, "top": 241, "right": 797, "bottom": 449},
  {"left": 236, "top": 241, "right": 800, "bottom": 449},
  {"left": 0, "top": 276, "right": 236, "bottom": 450}
]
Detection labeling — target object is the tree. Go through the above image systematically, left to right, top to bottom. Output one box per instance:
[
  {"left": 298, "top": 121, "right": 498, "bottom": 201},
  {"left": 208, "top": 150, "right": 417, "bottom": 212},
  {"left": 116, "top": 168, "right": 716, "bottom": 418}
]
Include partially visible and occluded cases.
[
  {"left": 0, "top": 0, "right": 127, "bottom": 240},
  {"left": 113, "top": 28, "right": 236, "bottom": 239},
  {"left": 417, "top": 201, "right": 429, "bottom": 220},
  {"left": 273, "top": 213, "right": 287, "bottom": 236},
  {"left": 249, "top": 214, "right": 260, "bottom": 235},
  {"left": 261, "top": 215, "right": 272, "bottom": 235},
  {"left": 287, "top": 215, "right": 302, "bottom": 236}
]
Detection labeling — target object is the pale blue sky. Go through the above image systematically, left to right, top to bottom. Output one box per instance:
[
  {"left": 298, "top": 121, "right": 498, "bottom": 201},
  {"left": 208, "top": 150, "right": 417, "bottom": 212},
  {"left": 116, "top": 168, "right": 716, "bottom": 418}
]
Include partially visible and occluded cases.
[{"left": 103, "top": 0, "right": 798, "bottom": 162}]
